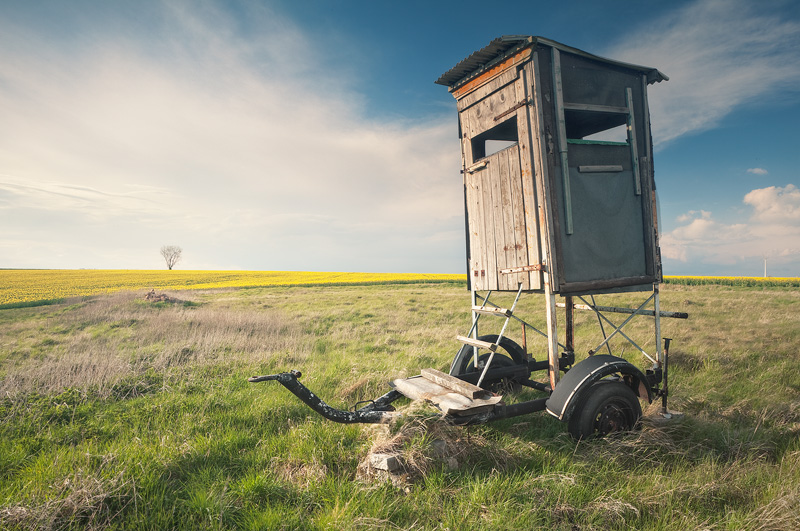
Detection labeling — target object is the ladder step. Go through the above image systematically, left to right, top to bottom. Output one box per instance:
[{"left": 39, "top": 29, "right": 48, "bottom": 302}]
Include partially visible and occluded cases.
[
  {"left": 472, "top": 305, "right": 512, "bottom": 317},
  {"left": 456, "top": 335, "right": 498, "bottom": 352}
]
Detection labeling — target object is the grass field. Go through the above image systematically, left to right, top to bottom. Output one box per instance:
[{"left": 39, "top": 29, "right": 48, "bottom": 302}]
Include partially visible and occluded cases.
[{"left": 1, "top": 279, "right": 799, "bottom": 529}]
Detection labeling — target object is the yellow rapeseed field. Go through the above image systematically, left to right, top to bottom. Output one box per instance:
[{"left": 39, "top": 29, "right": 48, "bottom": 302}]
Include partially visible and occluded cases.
[
  {"left": 0, "top": 270, "right": 466, "bottom": 307},
  {"left": 3, "top": 271, "right": 797, "bottom": 307},
  {"left": 663, "top": 275, "right": 800, "bottom": 287}
]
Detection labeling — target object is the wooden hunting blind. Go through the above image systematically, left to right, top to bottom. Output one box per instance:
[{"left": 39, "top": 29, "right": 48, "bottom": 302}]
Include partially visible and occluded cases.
[
  {"left": 435, "top": 36, "right": 668, "bottom": 295},
  {"left": 247, "top": 37, "right": 685, "bottom": 438}
]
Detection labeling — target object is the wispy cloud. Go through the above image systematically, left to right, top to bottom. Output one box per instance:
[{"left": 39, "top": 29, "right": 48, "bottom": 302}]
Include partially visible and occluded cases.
[
  {"left": 606, "top": 0, "right": 800, "bottom": 145},
  {"left": 0, "top": 2, "right": 461, "bottom": 270},
  {"left": 747, "top": 168, "right": 769, "bottom": 175}
]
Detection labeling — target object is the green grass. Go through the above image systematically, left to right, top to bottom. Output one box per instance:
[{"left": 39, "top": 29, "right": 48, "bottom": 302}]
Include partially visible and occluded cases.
[{"left": 1, "top": 283, "right": 799, "bottom": 529}]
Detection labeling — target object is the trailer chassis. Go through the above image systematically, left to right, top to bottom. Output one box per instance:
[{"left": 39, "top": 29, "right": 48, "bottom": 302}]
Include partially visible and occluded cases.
[{"left": 249, "top": 284, "right": 686, "bottom": 437}]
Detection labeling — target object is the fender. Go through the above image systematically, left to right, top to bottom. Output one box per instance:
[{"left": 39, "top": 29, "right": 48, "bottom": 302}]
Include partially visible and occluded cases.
[{"left": 545, "top": 354, "right": 652, "bottom": 421}]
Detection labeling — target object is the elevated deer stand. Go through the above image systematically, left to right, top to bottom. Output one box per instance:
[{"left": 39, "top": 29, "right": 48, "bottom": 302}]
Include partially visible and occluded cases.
[{"left": 251, "top": 36, "right": 686, "bottom": 439}]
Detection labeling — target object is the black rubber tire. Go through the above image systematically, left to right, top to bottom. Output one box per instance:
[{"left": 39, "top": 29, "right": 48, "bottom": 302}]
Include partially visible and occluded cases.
[
  {"left": 449, "top": 335, "right": 527, "bottom": 391},
  {"left": 567, "top": 380, "right": 642, "bottom": 440}
]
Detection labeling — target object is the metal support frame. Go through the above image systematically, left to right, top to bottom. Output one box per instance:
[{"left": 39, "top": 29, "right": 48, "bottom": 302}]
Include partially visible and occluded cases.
[
  {"left": 476, "top": 284, "right": 524, "bottom": 388},
  {"left": 554, "top": 284, "right": 687, "bottom": 369},
  {"left": 469, "top": 287, "right": 482, "bottom": 369},
  {"left": 474, "top": 292, "right": 568, "bottom": 351},
  {"left": 582, "top": 294, "right": 657, "bottom": 363},
  {"left": 590, "top": 295, "right": 612, "bottom": 355}
]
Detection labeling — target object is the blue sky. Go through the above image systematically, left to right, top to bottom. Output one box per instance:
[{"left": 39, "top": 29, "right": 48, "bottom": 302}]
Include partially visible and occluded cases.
[{"left": 1, "top": 0, "right": 799, "bottom": 276}]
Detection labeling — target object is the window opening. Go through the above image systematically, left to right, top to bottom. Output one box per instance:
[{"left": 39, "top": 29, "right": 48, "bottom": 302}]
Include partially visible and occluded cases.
[
  {"left": 564, "top": 109, "right": 627, "bottom": 145},
  {"left": 471, "top": 118, "right": 518, "bottom": 161},
  {"left": 583, "top": 123, "right": 627, "bottom": 143}
]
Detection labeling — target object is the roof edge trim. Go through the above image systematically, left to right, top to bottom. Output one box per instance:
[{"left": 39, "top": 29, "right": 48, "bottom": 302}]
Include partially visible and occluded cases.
[{"left": 436, "top": 36, "right": 668, "bottom": 90}]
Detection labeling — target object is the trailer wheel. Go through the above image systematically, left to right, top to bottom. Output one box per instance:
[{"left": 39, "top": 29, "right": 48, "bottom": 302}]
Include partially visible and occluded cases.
[
  {"left": 449, "top": 335, "right": 527, "bottom": 391},
  {"left": 568, "top": 380, "right": 641, "bottom": 440}
]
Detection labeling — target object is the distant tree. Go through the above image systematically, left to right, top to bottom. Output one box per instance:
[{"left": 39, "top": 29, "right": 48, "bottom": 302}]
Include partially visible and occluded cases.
[{"left": 160, "top": 245, "right": 182, "bottom": 270}]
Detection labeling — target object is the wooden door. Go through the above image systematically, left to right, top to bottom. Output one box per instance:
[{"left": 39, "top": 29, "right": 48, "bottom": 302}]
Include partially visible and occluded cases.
[{"left": 459, "top": 67, "right": 542, "bottom": 292}]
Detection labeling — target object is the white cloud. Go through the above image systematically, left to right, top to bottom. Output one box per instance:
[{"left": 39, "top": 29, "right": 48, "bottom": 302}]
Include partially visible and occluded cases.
[
  {"left": 606, "top": 0, "right": 800, "bottom": 146},
  {"left": 0, "top": 2, "right": 462, "bottom": 271},
  {"left": 747, "top": 168, "right": 769, "bottom": 175},
  {"left": 743, "top": 184, "right": 800, "bottom": 223},
  {"left": 661, "top": 185, "right": 800, "bottom": 271},
  {"left": 676, "top": 210, "right": 711, "bottom": 223}
]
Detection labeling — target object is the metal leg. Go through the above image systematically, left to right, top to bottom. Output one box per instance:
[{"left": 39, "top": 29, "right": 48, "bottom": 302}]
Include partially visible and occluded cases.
[
  {"left": 545, "top": 284, "right": 560, "bottom": 389},
  {"left": 654, "top": 284, "right": 663, "bottom": 368},
  {"left": 565, "top": 295, "right": 574, "bottom": 355}
]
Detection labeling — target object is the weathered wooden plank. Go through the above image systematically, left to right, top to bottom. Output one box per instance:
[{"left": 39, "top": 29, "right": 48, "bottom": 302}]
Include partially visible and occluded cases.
[
  {"left": 452, "top": 47, "right": 532, "bottom": 100},
  {"left": 526, "top": 54, "right": 555, "bottom": 291},
  {"left": 517, "top": 64, "right": 541, "bottom": 290},
  {"left": 457, "top": 68, "right": 519, "bottom": 112},
  {"left": 462, "top": 83, "right": 519, "bottom": 139},
  {"left": 462, "top": 109, "right": 488, "bottom": 290},
  {"left": 506, "top": 144, "right": 530, "bottom": 290},
  {"left": 498, "top": 148, "right": 516, "bottom": 290},
  {"left": 490, "top": 150, "right": 508, "bottom": 290},
  {"left": 472, "top": 159, "right": 489, "bottom": 290},
  {"left": 465, "top": 160, "right": 488, "bottom": 174},
  {"left": 478, "top": 160, "right": 498, "bottom": 291},
  {"left": 464, "top": 168, "right": 480, "bottom": 288},
  {"left": 500, "top": 264, "right": 544, "bottom": 274},
  {"left": 471, "top": 305, "right": 512, "bottom": 317},
  {"left": 456, "top": 335, "right": 497, "bottom": 351},
  {"left": 420, "top": 368, "right": 487, "bottom": 399},
  {"left": 392, "top": 376, "right": 503, "bottom": 416}
]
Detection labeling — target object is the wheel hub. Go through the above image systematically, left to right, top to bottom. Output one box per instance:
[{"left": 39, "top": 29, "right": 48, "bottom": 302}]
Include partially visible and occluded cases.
[{"left": 594, "top": 404, "right": 628, "bottom": 435}]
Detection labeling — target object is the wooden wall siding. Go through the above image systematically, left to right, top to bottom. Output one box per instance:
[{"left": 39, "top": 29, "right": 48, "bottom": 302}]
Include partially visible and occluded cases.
[
  {"left": 451, "top": 47, "right": 533, "bottom": 101},
  {"left": 459, "top": 61, "right": 545, "bottom": 292},
  {"left": 516, "top": 63, "right": 543, "bottom": 291},
  {"left": 456, "top": 68, "right": 519, "bottom": 114},
  {"left": 461, "top": 82, "right": 519, "bottom": 141},
  {"left": 465, "top": 144, "right": 538, "bottom": 292}
]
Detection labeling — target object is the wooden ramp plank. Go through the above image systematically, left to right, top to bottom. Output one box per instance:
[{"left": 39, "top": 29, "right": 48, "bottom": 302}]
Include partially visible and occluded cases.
[
  {"left": 471, "top": 306, "right": 512, "bottom": 317},
  {"left": 456, "top": 335, "right": 497, "bottom": 351},
  {"left": 420, "top": 368, "right": 486, "bottom": 399},
  {"left": 392, "top": 374, "right": 503, "bottom": 416}
]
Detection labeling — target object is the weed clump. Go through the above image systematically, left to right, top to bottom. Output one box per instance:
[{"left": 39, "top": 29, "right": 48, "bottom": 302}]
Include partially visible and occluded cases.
[{"left": 357, "top": 403, "right": 517, "bottom": 487}]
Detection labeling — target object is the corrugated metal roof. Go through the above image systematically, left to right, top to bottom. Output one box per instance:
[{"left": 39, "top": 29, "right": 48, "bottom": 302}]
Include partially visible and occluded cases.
[
  {"left": 435, "top": 35, "right": 668, "bottom": 89},
  {"left": 435, "top": 36, "right": 532, "bottom": 88}
]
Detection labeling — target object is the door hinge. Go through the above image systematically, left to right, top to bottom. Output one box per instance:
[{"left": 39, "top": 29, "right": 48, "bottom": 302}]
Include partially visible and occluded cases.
[{"left": 494, "top": 98, "right": 531, "bottom": 122}]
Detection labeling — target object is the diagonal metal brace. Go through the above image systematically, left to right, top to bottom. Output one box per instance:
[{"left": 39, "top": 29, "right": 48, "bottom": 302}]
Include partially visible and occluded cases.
[{"left": 580, "top": 295, "right": 657, "bottom": 363}]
